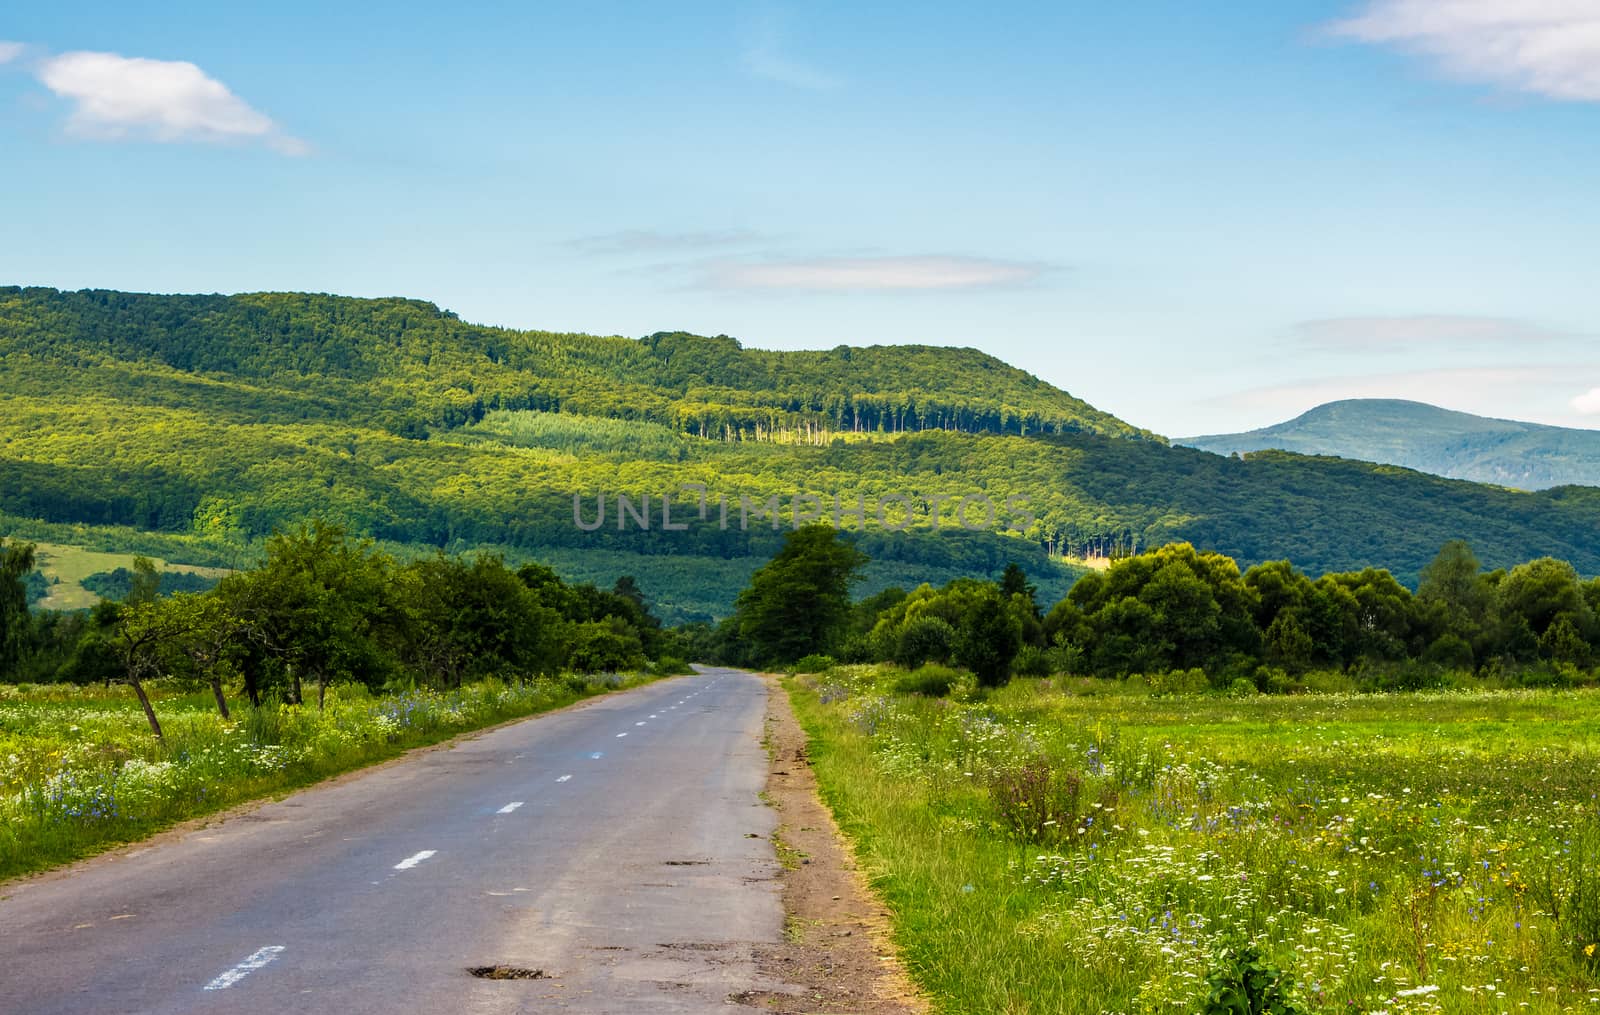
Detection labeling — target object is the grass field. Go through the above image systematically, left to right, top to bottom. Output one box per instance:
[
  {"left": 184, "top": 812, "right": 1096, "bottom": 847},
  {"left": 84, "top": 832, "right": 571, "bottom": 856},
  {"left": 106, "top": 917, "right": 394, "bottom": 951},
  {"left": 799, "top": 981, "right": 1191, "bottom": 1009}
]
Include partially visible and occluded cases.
[
  {"left": 25, "top": 541, "right": 231, "bottom": 610},
  {"left": 788, "top": 666, "right": 1600, "bottom": 1014},
  {"left": 0, "top": 672, "right": 656, "bottom": 882}
]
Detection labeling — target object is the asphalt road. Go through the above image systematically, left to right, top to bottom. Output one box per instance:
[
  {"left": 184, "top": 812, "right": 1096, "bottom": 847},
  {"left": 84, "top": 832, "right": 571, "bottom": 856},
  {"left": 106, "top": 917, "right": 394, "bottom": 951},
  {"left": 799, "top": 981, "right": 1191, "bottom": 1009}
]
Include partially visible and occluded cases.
[{"left": 0, "top": 667, "right": 795, "bottom": 1014}]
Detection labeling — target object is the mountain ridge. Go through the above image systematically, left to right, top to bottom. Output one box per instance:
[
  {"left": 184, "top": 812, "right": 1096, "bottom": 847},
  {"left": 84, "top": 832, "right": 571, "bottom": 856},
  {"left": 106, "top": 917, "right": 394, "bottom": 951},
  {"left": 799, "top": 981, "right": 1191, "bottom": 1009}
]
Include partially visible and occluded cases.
[
  {"left": 6, "top": 287, "right": 1600, "bottom": 620},
  {"left": 1180, "top": 398, "right": 1600, "bottom": 490}
]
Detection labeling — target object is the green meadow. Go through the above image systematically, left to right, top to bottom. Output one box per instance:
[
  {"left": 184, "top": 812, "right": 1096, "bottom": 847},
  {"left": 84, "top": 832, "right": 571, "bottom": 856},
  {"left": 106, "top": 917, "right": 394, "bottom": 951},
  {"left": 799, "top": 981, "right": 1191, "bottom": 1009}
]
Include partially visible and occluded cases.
[
  {"left": 789, "top": 667, "right": 1600, "bottom": 1014},
  {"left": 0, "top": 672, "right": 655, "bottom": 882}
]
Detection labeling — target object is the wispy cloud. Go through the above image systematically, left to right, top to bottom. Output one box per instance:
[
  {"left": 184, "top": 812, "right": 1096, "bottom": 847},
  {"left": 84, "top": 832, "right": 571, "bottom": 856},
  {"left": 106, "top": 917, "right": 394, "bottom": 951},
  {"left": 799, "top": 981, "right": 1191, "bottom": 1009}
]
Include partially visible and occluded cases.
[
  {"left": 1327, "top": 1, "right": 1600, "bottom": 102},
  {"left": 740, "top": 6, "right": 840, "bottom": 90},
  {"left": 0, "top": 40, "right": 25, "bottom": 65},
  {"left": 28, "top": 49, "right": 306, "bottom": 154},
  {"left": 566, "top": 229, "right": 769, "bottom": 256},
  {"left": 701, "top": 254, "right": 1051, "bottom": 292},
  {"left": 1293, "top": 314, "right": 1564, "bottom": 352}
]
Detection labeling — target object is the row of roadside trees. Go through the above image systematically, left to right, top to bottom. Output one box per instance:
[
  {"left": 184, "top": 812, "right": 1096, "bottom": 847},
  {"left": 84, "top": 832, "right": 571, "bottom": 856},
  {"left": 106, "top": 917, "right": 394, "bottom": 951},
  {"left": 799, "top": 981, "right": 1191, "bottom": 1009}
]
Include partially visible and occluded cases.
[
  {"left": 0, "top": 525, "right": 678, "bottom": 737},
  {"left": 705, "top": 526, "right": 1600, "bottom": 691}
]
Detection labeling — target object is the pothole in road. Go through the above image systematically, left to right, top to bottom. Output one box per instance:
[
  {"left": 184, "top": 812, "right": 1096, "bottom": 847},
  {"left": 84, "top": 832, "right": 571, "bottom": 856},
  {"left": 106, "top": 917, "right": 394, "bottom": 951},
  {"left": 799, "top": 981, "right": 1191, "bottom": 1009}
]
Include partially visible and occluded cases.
[
  {"left": 662, "top": 859, "right": 710, "bottom": 866},
  {"left": 467, "top": 965, "right": 550, "bottom": 980}
]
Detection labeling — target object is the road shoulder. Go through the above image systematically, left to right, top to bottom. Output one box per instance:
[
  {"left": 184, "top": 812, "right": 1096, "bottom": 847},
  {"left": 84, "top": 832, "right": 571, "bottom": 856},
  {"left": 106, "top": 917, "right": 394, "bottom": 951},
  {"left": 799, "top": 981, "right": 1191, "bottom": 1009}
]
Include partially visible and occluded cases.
[{"left": 736, "top": 674, "right": 926, "bottom": 1014}]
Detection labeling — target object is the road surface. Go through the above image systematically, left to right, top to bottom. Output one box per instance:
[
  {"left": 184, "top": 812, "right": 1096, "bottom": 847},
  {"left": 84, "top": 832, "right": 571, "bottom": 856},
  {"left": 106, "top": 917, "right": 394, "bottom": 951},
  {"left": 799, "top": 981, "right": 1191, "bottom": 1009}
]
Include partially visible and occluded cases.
[{"left": 0, "top": 667, "right": 796, "bottom": 1014}]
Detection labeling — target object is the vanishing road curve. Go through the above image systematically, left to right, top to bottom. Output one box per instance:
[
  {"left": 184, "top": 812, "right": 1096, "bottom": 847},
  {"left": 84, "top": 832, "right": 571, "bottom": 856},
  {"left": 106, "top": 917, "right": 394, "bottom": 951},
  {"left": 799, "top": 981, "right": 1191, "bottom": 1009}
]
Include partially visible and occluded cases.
[{"left": 0, "top": 667, "right": 794, "bottom": 1014}]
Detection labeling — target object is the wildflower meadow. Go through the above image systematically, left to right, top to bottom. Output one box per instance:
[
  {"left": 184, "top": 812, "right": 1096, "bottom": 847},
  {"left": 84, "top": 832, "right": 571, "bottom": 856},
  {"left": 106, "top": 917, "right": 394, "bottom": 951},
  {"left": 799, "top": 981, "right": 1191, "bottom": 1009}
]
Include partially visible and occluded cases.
[
  {"left": 789, "top": 665, "right": 1600, "bottom": 1014},
  {"left": 0, "top": 672, "right": 654, "bottom": 880}
]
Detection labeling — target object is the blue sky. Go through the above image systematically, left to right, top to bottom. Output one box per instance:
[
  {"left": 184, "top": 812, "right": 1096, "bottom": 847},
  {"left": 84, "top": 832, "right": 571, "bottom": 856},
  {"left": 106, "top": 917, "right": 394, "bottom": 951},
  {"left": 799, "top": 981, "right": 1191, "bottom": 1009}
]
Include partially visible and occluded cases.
[{"left": 3, "top": 1, "right": 1599, "bottom": 435}]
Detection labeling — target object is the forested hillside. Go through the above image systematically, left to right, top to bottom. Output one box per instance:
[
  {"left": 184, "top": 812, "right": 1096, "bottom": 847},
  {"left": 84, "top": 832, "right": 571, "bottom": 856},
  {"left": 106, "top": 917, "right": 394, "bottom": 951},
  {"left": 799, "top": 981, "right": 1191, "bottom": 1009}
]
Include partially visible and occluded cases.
[
  {"left": 0, "top": 287, "right": 1146, "bottom": 441},
  {"left": 3, "top": 287, "right": 1599, "bottom": 620},
  {"left": 1181, "top": 398, "right": 1600, "bottom": 490}
]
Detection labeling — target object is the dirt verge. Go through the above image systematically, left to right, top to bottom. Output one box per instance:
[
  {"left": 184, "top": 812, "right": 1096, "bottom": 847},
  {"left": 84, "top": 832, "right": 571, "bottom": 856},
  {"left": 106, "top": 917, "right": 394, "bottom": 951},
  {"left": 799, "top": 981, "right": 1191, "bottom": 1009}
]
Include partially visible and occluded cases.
[{"left": 737, "top": 675, "right": 926, "bottom": 1014}]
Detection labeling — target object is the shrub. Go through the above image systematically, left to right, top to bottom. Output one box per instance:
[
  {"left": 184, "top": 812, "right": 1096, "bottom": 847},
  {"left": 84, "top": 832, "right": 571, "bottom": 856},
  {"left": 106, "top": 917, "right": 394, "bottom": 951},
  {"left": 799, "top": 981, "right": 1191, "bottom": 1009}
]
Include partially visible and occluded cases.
[
  {"left": 896, "top": 615, "right": 956, "bottom": 666},
  {"left": 567, "top": 618, "right": 646, "bottom": 673},
  {"left": 1422, "top": 633, "right": 1475, "bottom": 669},
  {"left": 836, "top": 634, "right": 876, "bottom": 664},
  {"left": 1045, "top": 643, "right": 1084, "bottom": 675},
  {"left": 1011, "top": 644, "right": 1053, "bottom": 677},
  {"left": 792, "top": 653, "right": 837, "bottom": 674},
  {"left": 651, "top": 656, "right": 691, "bottom": 676},
  {"left": 1352, "top": 659, "right": 1446, "bottom": 693},
  {"left": 893, "top": 663, "right": 963, "bottom": 698},
  {"left": 1256, "top": 666, "right": 1301, "bottom": 694},
  {"left": 1139, "top": 668, "right": 1210, "bottom": 696},
  {"left": 1300, "top": 668, "right": 1357, "bottom": 694},
  {"left": 1226, "top": 676, "right": 1258, "bottom": 698},
  {"left": 987, "top": 758, "right": 1082, "bottom": 845},
  {"left": 1532, "top": 819, "right": 1600, "bottom": 966},
  {"left": 1202, "top": 945, "right": 1309, "bottom": 1015}
]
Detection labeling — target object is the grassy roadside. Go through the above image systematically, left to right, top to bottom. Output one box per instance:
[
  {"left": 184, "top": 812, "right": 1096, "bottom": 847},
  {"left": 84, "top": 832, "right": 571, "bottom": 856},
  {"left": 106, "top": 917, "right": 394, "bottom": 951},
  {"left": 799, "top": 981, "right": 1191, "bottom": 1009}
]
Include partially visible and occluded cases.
[
  {"left": 784, "top": 665, "right": 1600, "bottom": 1014},
  {"left": 0, "top": 672, "right": 664, "bottom": 883},
  {"left": 786, "top": 675, "right": 1083, "bottom": 1014}
]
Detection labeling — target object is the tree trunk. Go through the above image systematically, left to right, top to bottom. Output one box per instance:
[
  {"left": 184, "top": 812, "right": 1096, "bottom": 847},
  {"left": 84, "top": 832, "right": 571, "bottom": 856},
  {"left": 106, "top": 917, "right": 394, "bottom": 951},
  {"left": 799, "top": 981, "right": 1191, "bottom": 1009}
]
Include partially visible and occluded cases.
[
  {"left": 290, "top": 665, "right": 302, "bottom": 705},
  {"left": 317, "top": 673, "right": 326, "bottom": 711},
  {"left": 130, "top": 678, "right": 164, "bottom": 739},
  {"left": 210, "top": 678, "right": 231, "bottom": 721}
]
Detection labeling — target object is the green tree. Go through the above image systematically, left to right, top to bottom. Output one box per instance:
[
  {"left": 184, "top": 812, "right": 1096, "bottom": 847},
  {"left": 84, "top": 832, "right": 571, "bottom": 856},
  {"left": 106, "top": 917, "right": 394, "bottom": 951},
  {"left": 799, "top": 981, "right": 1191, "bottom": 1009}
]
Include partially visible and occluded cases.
[
  {"left": 217, "top": 524, "right": 396, "bottom": 708},
  {"left": 733, "top": 525, "right": 868, "bottom": 665},
  {"left": 0, "top": 538, "right": 36, "bottom": 677},
  {"left": 1417, "top": 540, "right": 1491, "bottom": 656},
  {"left": 397, "top": 553, "right": 559, "bottom": 686},
  {"left": 126, "top": 556, "right": 162, "bottom": 605},
  {"left": 1496, "top": 558, "right": 1590, "bottom": 641},
  {"left": 1000, "top": 562, "right": 1040, "bottom": 618},
  {"left": 954, "top": 585, "right": 1023, "bottom": 687},
  {"left": 161, "top": 592, "right": 242, "bottom": 719},
  {"left": 108, "top": 598, "right": 197, "bottom": 738},
  {"left": 1264, "top": 610, "right": 1314, "bottom": 672},
  {"left": 896, "top": 614, "right": 955, "bottom": 666},
  {"left": 1540, "top": 614, "right": 1590, "bottom": 666},
  {"left": 567, "top": 616, "right": 646, "bottom": 672}
]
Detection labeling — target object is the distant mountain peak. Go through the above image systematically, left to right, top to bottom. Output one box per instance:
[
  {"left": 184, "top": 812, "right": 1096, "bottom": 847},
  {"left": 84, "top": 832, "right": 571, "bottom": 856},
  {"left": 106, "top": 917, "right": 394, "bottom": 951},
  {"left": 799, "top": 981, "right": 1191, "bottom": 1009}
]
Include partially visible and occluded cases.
[{"left": 1179, "top": 399, "right": 1599, "bottom": 490}]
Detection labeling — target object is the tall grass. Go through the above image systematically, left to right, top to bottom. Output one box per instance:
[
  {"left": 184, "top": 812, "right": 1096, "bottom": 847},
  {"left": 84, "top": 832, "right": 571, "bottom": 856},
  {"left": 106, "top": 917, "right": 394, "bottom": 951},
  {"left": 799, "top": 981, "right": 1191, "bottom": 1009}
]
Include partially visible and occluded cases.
[
  {"left": 789, "top": 665, "right": 1600, "bottom": 1014},
  {"left": 0, "top": 672, "right": 652, "bottom": 880}
]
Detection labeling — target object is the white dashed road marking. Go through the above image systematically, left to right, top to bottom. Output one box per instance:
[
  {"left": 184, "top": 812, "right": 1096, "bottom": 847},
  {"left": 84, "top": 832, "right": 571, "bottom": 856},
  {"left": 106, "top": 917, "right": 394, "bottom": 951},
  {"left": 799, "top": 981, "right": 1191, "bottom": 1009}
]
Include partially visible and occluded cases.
[
  {"left": 616, "top": 732, "right": 627, "bottom": 738},
  {"left": 556, "top": 774, "right": 572, "bottom": 783},
  {"left": 497, "top": 802, "right": 523, "bottom": 814},
  {"left": 393, "top": 850, "right": 436, "bottom": 870},
  {"left": 204, "top": 946, "right": 285, "bottom": 991}
]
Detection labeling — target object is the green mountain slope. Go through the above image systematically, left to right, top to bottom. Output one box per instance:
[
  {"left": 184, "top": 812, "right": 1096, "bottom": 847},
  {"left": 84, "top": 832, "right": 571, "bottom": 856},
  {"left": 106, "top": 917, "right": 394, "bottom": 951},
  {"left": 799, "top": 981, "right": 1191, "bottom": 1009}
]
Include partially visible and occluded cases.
[
  {"left": 0, "top": 287, "right": 1149, "bottom": 441},
  {"left": 3, "top": 288, "right": 1600, "bottom": 620},
  {"left": 1179, "top": 399, "right": 1600, "bottom": 490}
]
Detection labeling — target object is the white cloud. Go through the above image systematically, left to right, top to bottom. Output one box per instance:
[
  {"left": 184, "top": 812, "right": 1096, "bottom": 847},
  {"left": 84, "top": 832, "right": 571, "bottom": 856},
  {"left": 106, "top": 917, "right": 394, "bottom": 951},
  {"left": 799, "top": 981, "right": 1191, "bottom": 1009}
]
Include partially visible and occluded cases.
[
  {"left": 1328, "top": 0, "right": 1600, "bottom": 102},
  {"left": 0, "top": 41, "right": 24, "bottom": 65},
  {"left": 34, "top": 50, "right": 306, "bottom": 154},
  {"left": 703, "top": 255, "right": 1049, "bottom": 292},
  {"left": 1293, "top": 314, "right": 1562, "bottom": 352},
  {"left": 1571, "top": 387, "right": 1600, "bottom": 415}
]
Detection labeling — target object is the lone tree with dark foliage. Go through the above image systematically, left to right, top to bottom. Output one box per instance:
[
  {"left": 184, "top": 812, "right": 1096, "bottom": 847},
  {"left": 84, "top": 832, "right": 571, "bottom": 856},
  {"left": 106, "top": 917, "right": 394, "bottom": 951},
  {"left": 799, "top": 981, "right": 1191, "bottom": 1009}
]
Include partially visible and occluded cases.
[{"left": 734, "top": 524, "right": 867, "bottom": 666}]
